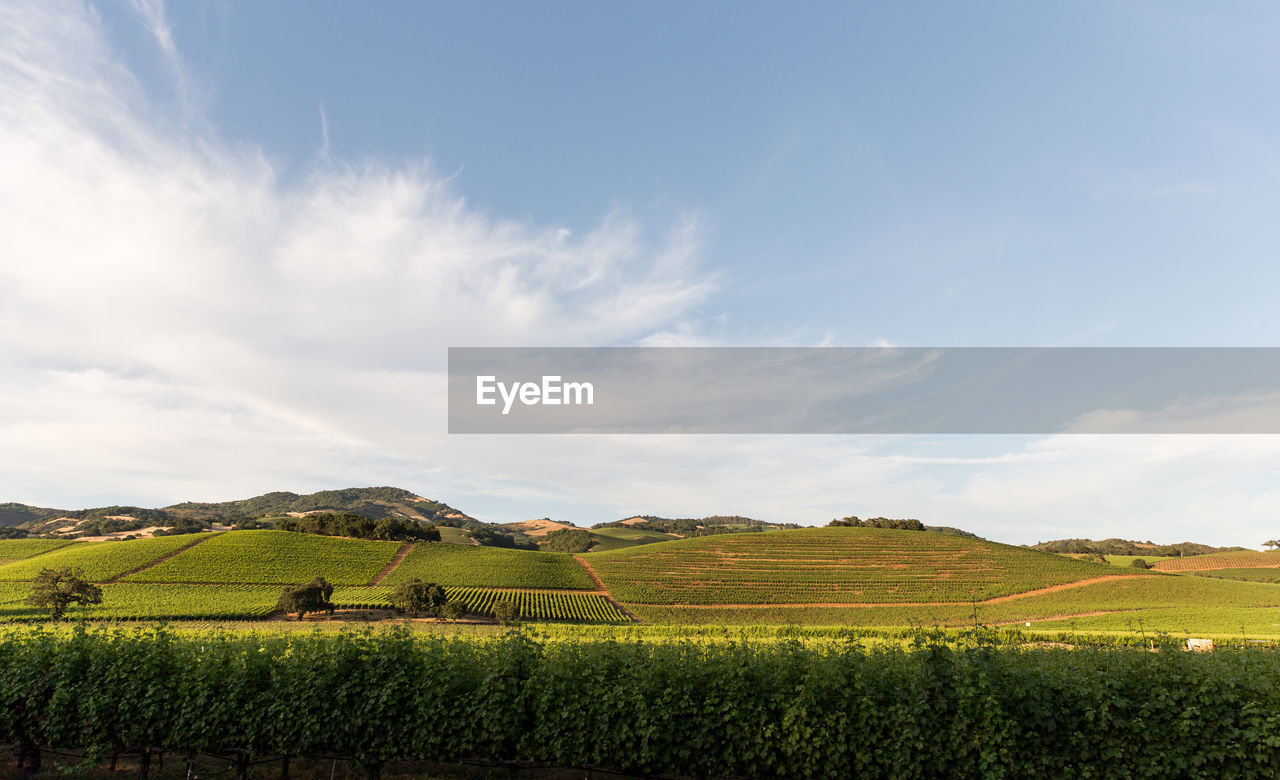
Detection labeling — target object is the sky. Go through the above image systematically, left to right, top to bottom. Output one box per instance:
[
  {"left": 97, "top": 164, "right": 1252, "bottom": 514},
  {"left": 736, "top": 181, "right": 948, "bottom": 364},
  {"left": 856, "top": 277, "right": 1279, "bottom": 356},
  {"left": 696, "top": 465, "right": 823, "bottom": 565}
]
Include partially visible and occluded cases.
[{"left": 2, "top": 0, "right": 1279, "bottom": 546}]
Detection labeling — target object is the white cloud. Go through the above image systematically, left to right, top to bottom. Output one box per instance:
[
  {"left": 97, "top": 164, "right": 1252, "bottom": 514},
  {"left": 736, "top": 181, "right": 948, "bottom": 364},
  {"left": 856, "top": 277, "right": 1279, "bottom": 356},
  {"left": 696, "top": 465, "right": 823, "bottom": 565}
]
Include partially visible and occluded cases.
[{"left": 2, "top": 1, "right": 1278, "bottom": 550}]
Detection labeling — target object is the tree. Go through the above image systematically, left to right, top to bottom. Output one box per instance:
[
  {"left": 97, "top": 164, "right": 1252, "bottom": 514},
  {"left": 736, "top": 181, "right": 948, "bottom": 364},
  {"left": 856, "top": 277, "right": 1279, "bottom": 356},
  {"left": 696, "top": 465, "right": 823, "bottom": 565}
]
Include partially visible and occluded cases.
[
  {"left": 1264, "top": 540, "right": 1280, "bottom": 550},
  {"left": 1130, "top": 558, "right": 1150, "bottom": 569},
  {"left": 26, "top": 566, "right": 102, "bottom": 619},
  {"left": 277, "top": 577, "right": 335, "bottom": 619},
  {"left": 389, "top": 578, "right": 447, "bottom": 616},
  {"left": 493, "top": 600, "right": 520, "bottom": 625},
  {"left": 441, "top": 602, "right": 466, "bottom": 621}
]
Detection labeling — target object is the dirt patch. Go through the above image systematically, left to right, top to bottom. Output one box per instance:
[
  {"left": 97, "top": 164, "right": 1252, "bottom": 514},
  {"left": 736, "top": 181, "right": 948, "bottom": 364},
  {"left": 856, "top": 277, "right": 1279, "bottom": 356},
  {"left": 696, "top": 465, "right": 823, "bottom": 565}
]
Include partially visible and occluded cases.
[
  {"left": 510, "top": 518, "right": 579, "bottom": 537},
  {"left": 368, "top": 542, "right": 415, "bottom": 585}
]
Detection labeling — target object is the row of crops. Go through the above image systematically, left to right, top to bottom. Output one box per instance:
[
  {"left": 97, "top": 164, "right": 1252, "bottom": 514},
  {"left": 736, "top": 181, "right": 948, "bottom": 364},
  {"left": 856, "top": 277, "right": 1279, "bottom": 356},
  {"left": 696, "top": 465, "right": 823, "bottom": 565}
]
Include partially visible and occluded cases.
[
  {"left": 588, "top": 527, "right": 1128, "bottom": 604},
  {"left": 123, "top": 530, "right": 402, "bottom": 585},
  {"left": 0, "top": 533, "right": 217, "bottom": 582},
  {"left": 0, "top": 538, "right": 82, "bottom": 562},
  {"left": 381, "top": 543, "right": 595, "bottom": 589},
  {"left": 1152, "top": 550, "right": 1280, "bottom": 572},
  {"left": 626, "top": 575, "right": 1280, "bottom": 631},
  {"left": 1, "top": 581, "right": 627, "bottom": 624},
  {"left": 331, "top": 586, "right": 628, "bottom": 622},
  {"left": 5, "top": 628, "right": 1280, "bottom": 777}
]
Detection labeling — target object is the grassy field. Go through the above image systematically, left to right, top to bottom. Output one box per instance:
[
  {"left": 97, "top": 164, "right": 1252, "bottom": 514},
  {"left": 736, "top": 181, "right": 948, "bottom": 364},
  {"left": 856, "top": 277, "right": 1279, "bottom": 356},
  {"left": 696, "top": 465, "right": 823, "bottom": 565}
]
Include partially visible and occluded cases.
[
  {"left": 436, "top": 526, "right": 475, "bottom": 544},
  {"left": 586, "top": 527, "right": 679, "bottom": 551},
  {"left": 589, "top": 527, "right": 1128, "bottom": 605},
  {"left": 123, "top": 530, "right": 400, "bottom": 585},
  {"left": 0, "top": 533, "right": 216, "bottom": 582},
  {"left": 381, "top": 543, "right": 594, "bottom": 589},
  {"left": 1152, "top": 550, "right": 1280, "bottom": 571},
  {"left": 1104, "top": 554, "right": 1173, "bottom": 567},
  {"left": 1189, "top": 568, "right": 1280, "bottom": 584}
]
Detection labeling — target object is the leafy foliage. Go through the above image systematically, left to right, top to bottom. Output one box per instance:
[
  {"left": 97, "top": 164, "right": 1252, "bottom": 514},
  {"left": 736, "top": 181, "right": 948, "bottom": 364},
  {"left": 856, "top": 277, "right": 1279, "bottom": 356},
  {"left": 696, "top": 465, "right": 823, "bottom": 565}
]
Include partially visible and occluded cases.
[
  {"left": 274, "top": 512, "right": 440, "bottom": 542},
  {"left": 539, "top": 529, "right": 594, "bottom": 553},
  {"left": 1031, "top": 538, "right": 1247, "bottom": 557},
  {"left": 25, "top": 566, "right": 102, "bottom": 619},
  {"left": 277, "top": 577, "right": 335, "bottom": 618},
  {"left": 388, "top": 578, "right": 447, "bottom": 616},
  {"left": 493, "top": 600, "right": 520, "bottom": 625},
  {"left": 4, "top": 628, "right": 1280, "bottom": 776}
]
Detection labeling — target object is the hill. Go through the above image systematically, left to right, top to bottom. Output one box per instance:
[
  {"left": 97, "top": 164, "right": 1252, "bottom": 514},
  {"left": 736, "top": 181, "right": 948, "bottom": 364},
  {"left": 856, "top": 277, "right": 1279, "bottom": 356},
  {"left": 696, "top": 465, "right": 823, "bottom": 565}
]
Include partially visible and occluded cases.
[
  {"left": 0, "top": 487, "right": 475, "bottom": 538},
  {"left": 4, "top": 526, "right": 1280, "bottom": 636},
  {"left": 586, "top": 526, "right": 1136, "bottom": 605},
  {"left": 1030, "top": 538, "right": 1249, "bottom": 557}
]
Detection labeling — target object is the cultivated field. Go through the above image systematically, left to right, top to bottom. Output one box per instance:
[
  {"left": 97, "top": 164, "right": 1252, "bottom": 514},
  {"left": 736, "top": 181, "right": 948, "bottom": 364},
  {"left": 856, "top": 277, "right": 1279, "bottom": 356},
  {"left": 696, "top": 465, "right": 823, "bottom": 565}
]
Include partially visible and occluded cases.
[
  {"left": 587, "top": 527, "right": 1129, "bottom": 605},
  {"left": 123, "top": 530, "right": 399, "bottom": 585},
  {"left": 0, "top": 533, "right": 216, "bottom": 581},
  {"left": 0, "top": 538, "right": 81, "bottom": 563},
  {"left": 381, "top": 542, "right": 594, "bottom": 589},
  {"left": 1151, "top": 550, "right": 1280, "bottom": 572}
]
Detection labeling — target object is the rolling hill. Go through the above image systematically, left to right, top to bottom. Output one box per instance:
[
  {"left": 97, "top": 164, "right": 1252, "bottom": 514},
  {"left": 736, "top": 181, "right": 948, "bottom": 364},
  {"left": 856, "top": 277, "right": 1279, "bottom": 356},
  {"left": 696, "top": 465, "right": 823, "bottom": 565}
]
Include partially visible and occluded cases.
[{"left": 3, "top": 525, "right": 1280, "bottom": 635}]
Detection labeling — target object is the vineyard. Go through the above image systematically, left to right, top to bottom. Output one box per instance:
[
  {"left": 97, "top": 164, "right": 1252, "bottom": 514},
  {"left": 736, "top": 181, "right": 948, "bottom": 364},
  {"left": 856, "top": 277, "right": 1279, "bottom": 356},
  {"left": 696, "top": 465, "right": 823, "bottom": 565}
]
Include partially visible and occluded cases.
[
  {"left": 588, "top": 527, "right": 1129, "bottom": 605},
  {"left": 123, "top": 530, "right": 400, "bottom": 585},
  {"left": 0, "top": 533, "right": 216, "bottom": 582},
  {"left": 0, "top": 538, "right": 81, "bottom": 562},
  {"left": 381, "top": 542, "right": 595, "bottom": 589},
  {"left": 1152, "top": 550, "right": 1280, "bottom": 572},
  {"left": 625, "top": 574, "right": 1280, "bottom": 634},
  {"left": 331, "top": 585, "right": 628, "bottom": 622},
  {"left": 5, "top": 627, "right": 1280, "bottom": 777}
]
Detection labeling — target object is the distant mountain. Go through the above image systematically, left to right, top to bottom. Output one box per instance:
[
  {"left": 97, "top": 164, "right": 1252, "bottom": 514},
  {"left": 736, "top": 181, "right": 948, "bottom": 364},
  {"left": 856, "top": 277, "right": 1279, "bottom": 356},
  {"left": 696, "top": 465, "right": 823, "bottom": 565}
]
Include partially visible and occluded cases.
[{"left": 0, "top": 487, "right": 474, "bottom": 537}]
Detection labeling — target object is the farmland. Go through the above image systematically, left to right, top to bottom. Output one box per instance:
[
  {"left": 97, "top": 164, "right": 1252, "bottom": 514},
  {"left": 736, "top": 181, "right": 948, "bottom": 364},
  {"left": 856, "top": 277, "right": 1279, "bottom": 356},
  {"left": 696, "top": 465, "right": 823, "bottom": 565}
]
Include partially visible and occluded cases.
[
  {"left": 587, "top": 527, "right": 1128, "bottom": 605},
  {"left": 124, "top": 530, "right": 400, "bottom": 585},
  {"left": 0, "top": 533, "right": 215, "bottom": 581},
  {"left": 0, "top": 538, "right": 81, "bottom": 562},
  {"left": 381, "top": 542, "right": 594, "bottom": 589},
  {"left": 1151, "top": 550, "right": 1280, "bottom": 572}
]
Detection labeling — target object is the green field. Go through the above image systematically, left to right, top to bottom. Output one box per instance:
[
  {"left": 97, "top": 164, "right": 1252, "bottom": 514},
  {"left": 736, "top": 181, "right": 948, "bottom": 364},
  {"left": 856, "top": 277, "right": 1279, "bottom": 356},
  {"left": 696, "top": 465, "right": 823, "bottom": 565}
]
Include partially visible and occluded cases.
[
  {"left": 3, "top": 525, "right": 1278, "bottom": 635},
  {"left": 436, "top": 526, "right": 475, "bottom": 544},
  {"left": 586, "top": 527, "right": 680, "bottom": 551},
  {"left": 589, "top": 527, "right": 1127, "bottom": 605},
  {"left": 124, "top": 530, "right": 400, "bottom": 585},
  {"left": 0, "top": 533, "right": 216, "bottom": 582},
  {"left": 0, "top": 538, "right": 81, "bottom": 563},
  {"left": 381, "top": 543, "right": 594, "bottom": 589},
  {"left": 1152, "top": 549, "right": 1280, "bottom": 572},
  {"left": 1104, "top": 554, "right": 1172, "bottom": 567},
  {"left": 1189, "top": 567, "right": 1280, "bottom": 584},
  {"left": 625, "top": 575, "right": 1280, "bottom": 634}
]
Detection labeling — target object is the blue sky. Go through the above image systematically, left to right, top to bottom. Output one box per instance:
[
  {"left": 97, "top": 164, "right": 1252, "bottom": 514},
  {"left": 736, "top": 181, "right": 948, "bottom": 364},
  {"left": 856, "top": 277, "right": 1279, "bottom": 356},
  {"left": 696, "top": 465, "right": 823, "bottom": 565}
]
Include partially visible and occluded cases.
[{"left": 2, "top": 1, "right": 1279, "bottom": 545}]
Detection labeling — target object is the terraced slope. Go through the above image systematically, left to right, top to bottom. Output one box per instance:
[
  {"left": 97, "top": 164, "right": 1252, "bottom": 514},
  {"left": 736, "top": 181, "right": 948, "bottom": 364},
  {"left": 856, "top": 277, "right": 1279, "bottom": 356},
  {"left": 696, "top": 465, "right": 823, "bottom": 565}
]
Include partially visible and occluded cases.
[
  {"left": 588, "top": 527, "right": 1133, "bottom": 605},
  {"left": 124, "top": 530, "right": 400, "bottom": 585},
  {"left": 0, "top": 534, "right": 216, "bottom": 582},
  {"left": 382, "top": 543, "right": 594, "bottom": 589},
  {"left": 1152, "top": 550, "right": 1280, "bottom": 572}
]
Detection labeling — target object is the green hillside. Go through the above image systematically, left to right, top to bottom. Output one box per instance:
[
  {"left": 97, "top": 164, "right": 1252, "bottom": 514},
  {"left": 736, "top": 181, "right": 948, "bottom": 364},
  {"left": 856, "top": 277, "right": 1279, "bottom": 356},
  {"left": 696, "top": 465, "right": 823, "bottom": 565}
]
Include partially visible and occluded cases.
[
  {"left": 588, "top": 526, "right": 1132, "bottom": 605},
  {"left": 124, "top": 530, "right": 401, "bottom": 586},
  {"left": 0, "top": 534, "right": 216, "bottom": 582},
  {"left": 0, "top": 538, "right": 81, "bottom": 562},
  {"left": 381, "top": 543, "right": 594, "bottom": 590}
]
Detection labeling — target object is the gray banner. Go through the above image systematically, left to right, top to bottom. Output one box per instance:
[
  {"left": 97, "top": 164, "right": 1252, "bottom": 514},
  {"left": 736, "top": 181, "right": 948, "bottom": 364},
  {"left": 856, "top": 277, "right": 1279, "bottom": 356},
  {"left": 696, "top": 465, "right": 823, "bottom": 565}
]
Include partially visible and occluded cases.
[{"left": 447, "top": 347, "right": 1280, "bottom": 434}]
